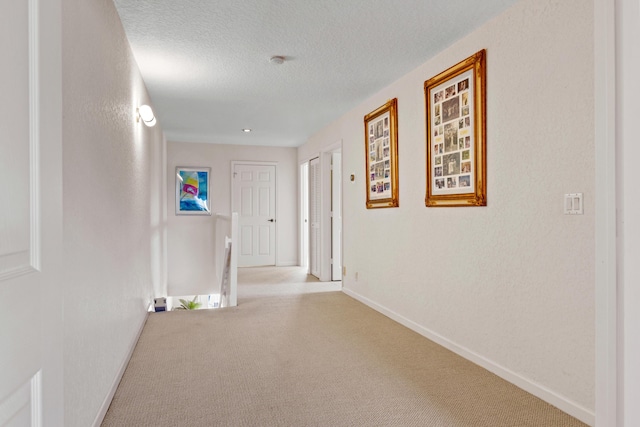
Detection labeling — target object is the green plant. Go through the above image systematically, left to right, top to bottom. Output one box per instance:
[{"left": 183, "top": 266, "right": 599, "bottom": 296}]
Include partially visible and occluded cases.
[{"left": 178, "top": 296, "right": 201, "bottom": 310}]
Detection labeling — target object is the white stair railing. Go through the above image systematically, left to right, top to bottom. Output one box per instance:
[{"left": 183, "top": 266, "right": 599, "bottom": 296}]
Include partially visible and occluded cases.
[{"left": 215, "top": 212, "right": 238, "bottom": 307}]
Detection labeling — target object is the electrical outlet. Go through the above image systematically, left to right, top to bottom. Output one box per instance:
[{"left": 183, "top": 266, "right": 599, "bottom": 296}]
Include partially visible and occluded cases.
[
  {"left": 343, "top": 266, "right": 346, "bottom": 276},
  {"left": 355, "top": 272, "right": 359, "bottom": 281}
]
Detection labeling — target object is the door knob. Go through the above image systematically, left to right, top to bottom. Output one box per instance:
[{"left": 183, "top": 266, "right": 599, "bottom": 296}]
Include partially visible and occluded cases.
[{"left": 268, "top": 218, "right": 276, "bottom": 222}]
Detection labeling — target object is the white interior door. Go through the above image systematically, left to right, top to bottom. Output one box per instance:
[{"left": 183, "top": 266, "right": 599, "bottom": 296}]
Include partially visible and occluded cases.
[
  {"left": 1, "top": 0, "right": 62, "bottom": 424},
  {"left": 331, "top": 152, "right": 342, "bottom": 281},
  {"left": 309, "top": 157, "right": 320, "bottom": 278},
  {"left": 232, "top": 163, "right": 277, "bottom": 267},
  {"left": 299, "top": 163, "right": 309, "bottom": 270}
]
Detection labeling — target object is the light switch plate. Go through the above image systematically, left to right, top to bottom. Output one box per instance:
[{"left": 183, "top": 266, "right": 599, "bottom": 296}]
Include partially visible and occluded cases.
[{"left": 564, "top": 193, "right": 583, "bottom": 215}]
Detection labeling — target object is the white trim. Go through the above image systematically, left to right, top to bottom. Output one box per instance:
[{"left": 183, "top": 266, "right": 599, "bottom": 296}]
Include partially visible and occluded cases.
[
  {"left": 1, "top": 0, "right": 42, "bottom": 283},
  {"left": 29, "top": 0, "right": 41, "bottom": 272},
  {"left": 594, "top": 0, "right": 618, "bottom": 425},
  {"left": 616, "top": 0, "right": 640, "bottom": 424},
  {"left": 161, "top": 137, "right": 168, "bottom": 295},
  {"left": 322, "top": 140, "right": 342, "bottom": 153},
  {"left": 301, "top": 141, "right": 343, "bottom": 282},
  {"left": 319, "top": 142, "right": 343, "bottom": 282},
  {"left": 330, "top": 150, "right": 342, "bottom": 281},
  {"left": 299, "top": 151, "right": 322, "bottom": 164},
  {"left": 319, "top": 151, "right": 332, "bottom": 282},
  {"left": 299, "top": 154, "right": 319, "bottom": 273},
  {"left": 308, "top": 157, "right": 321, "bottom": 278},
  {"left": 231, "top": 160, "right": 279, "bottom": 167},
  {"left": 298, "top": 161, "right": 309, "bottom": 269},
  {"left": 229, "top": 212, "right": 238, "bottom": 306},
  {"left": 276, "top": 261, "right": 298, "bottom": 267},
  {"left": 0, "top": 265, "right": 38, "bottom": 282},
  {"left": 342, "top": 288, "right": 595, "bottom": 426},
  {"left": 92, "top": 313, "right": 148, "bottom": 427},
  {"left": 30, "top": 371, "right": 42, "bottom": 427},
  {"left": 0, "top": 372, "right": 41, "bottom": 426},
  {"left": 0, "top": 380, "right": 29, "bottom": 425}
]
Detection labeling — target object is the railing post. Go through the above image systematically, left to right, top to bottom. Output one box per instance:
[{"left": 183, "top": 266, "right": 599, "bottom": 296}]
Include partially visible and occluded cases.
[{"left": 229, "top": 212, "right": 238, "bottom": 307}]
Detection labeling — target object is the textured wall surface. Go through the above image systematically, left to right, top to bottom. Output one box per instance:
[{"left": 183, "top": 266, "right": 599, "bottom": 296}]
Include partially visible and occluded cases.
[
  {"left": 61, "top": 0, "right": 166, "bottom": 425},
  {"left": 300, "top": 0, "right": 595, "bottom": 421},
  {"left": 166, "top": 141, "right": 298, "bottom": 296}
]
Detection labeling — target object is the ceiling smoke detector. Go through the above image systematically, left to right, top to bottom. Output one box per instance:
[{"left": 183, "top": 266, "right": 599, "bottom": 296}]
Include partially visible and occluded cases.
[{"left": 269, "top": 56, "right": 285, "bottom": 65}]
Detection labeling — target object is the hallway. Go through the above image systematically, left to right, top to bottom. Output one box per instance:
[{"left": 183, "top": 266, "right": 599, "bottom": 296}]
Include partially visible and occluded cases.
[{"left": 237, "top": 266, "right": 342, "bottom": 301}]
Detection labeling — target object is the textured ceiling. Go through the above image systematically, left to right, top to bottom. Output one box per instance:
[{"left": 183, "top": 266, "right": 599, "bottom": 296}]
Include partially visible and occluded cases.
[{"left": 113, "top": 0, "right": 519, "bottom": 147}]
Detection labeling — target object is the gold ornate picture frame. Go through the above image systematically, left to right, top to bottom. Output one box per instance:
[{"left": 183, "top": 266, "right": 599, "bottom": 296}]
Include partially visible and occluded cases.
[
  {"left": 424, "top": 50, "right": 486, "bottom": 207},
  {"left": 364, "top": 98, "right": 399, "bottom": 209}
]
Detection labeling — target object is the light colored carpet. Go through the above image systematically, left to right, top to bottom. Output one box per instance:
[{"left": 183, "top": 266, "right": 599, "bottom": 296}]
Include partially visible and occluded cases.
[
  {"left": 237, "top": 266, "right": 342, "bottom": 299},
  {"left": 101, "top": 291, "right": 587, "bottom": 426}
]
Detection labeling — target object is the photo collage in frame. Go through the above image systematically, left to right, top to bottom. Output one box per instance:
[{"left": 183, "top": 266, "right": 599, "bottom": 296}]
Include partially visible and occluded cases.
[
  {"left": 424, "top": 49, "right": 486, "bottom": 207},
  {"left": 430, "top": 69, "right": 475, "bottom": 194},
  {"left": 364, "top": 98, "right": 398, "bottom": 209},
  {"left": 368, "top": 113, "right": 392, "bottom": 199}
]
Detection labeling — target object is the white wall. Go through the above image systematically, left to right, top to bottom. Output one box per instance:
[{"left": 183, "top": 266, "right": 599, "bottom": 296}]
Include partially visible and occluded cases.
[
  {"left": 62, "top": 0, "right": 166, "bottom": 425},
  {"left": 299, "top": 0, "right": 595, "bottom": 423},
  {"left": 166, "top": 141, "right": 298, "bottom": 296}
]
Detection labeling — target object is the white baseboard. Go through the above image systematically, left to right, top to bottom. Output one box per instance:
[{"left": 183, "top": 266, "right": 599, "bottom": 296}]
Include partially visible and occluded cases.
[
  {"left": 276, "top": 261, "right": 298, "bottom": 267},
  {"left": 341, "top": 288, "right": 595, "bottom": 427},
  {"left": 92, "top": 312, "right": 149, "bottom": 427}
]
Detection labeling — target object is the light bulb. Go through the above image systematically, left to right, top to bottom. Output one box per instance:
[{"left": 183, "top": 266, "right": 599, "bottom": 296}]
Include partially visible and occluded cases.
[{"left": 138, "top": 105, "right": 156, "bottom": 127}]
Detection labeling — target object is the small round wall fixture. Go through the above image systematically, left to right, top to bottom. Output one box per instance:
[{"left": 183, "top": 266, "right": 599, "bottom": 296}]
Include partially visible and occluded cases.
[
  {"left": 269, "top": 56, "right": 285, "bottom": 65},
  {"left": 137, "top": 104, "right": 156, "bottom": 127}
]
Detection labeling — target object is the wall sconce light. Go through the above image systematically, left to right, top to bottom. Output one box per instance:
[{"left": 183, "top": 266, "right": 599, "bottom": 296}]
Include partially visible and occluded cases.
[{"left": 137, "top": 104, "right": 156, "bottom": 127}]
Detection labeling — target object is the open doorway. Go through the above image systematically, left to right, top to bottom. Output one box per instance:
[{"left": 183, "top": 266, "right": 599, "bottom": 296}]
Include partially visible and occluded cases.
[{"left": 300, "top": 144, "right": 342, "bottom": 282}]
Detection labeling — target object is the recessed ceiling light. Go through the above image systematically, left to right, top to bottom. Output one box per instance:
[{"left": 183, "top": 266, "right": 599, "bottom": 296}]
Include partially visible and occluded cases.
[{"left": 242, "top": 128, "right": 252, "bottom": 133}]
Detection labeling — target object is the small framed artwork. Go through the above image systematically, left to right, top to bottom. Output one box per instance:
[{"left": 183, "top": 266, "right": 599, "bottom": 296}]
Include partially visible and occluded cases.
[
  {"left": 424, "top": 49, "right": 486, "bottom": 207},
  {"left": 364, "top": 98, "right": 399, "bottom": 209},
  {"left": 175, "top": 167, "right": 212, "bottom": 215}
]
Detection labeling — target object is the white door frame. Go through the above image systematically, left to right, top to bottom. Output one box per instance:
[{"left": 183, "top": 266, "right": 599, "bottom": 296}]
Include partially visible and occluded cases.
[
  {"left": 594, "top": 0, "right": 640, "bottom": 425},
  {"left": 618, "top": 0, "right": 640, "bottom": 421},
  {"left": 594, "top": 1, "right": 617, "bottom": 425},
  {"left": 299, "top": 141, "right": 343, "bottom": 283},
  {"left": 320, "top": 141, "right": 342, "bottom": 282},
  {"left": 331, "top": 150, "right": 342, "bottom": 281},
  {"left": 319, "top": 152, "right": 332, "bottom": 282},
  {"left": 301, "top": 154, "right": 325, "bottom": 280},
  {"left": 308, "top": 157, "right": 321, "bottom": 278},
  {"left": 231, "top": 161, "right": 278, "bottom": 267},
  {"left": 299, "top": 161, "right": 309, "bottom": 270}
]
